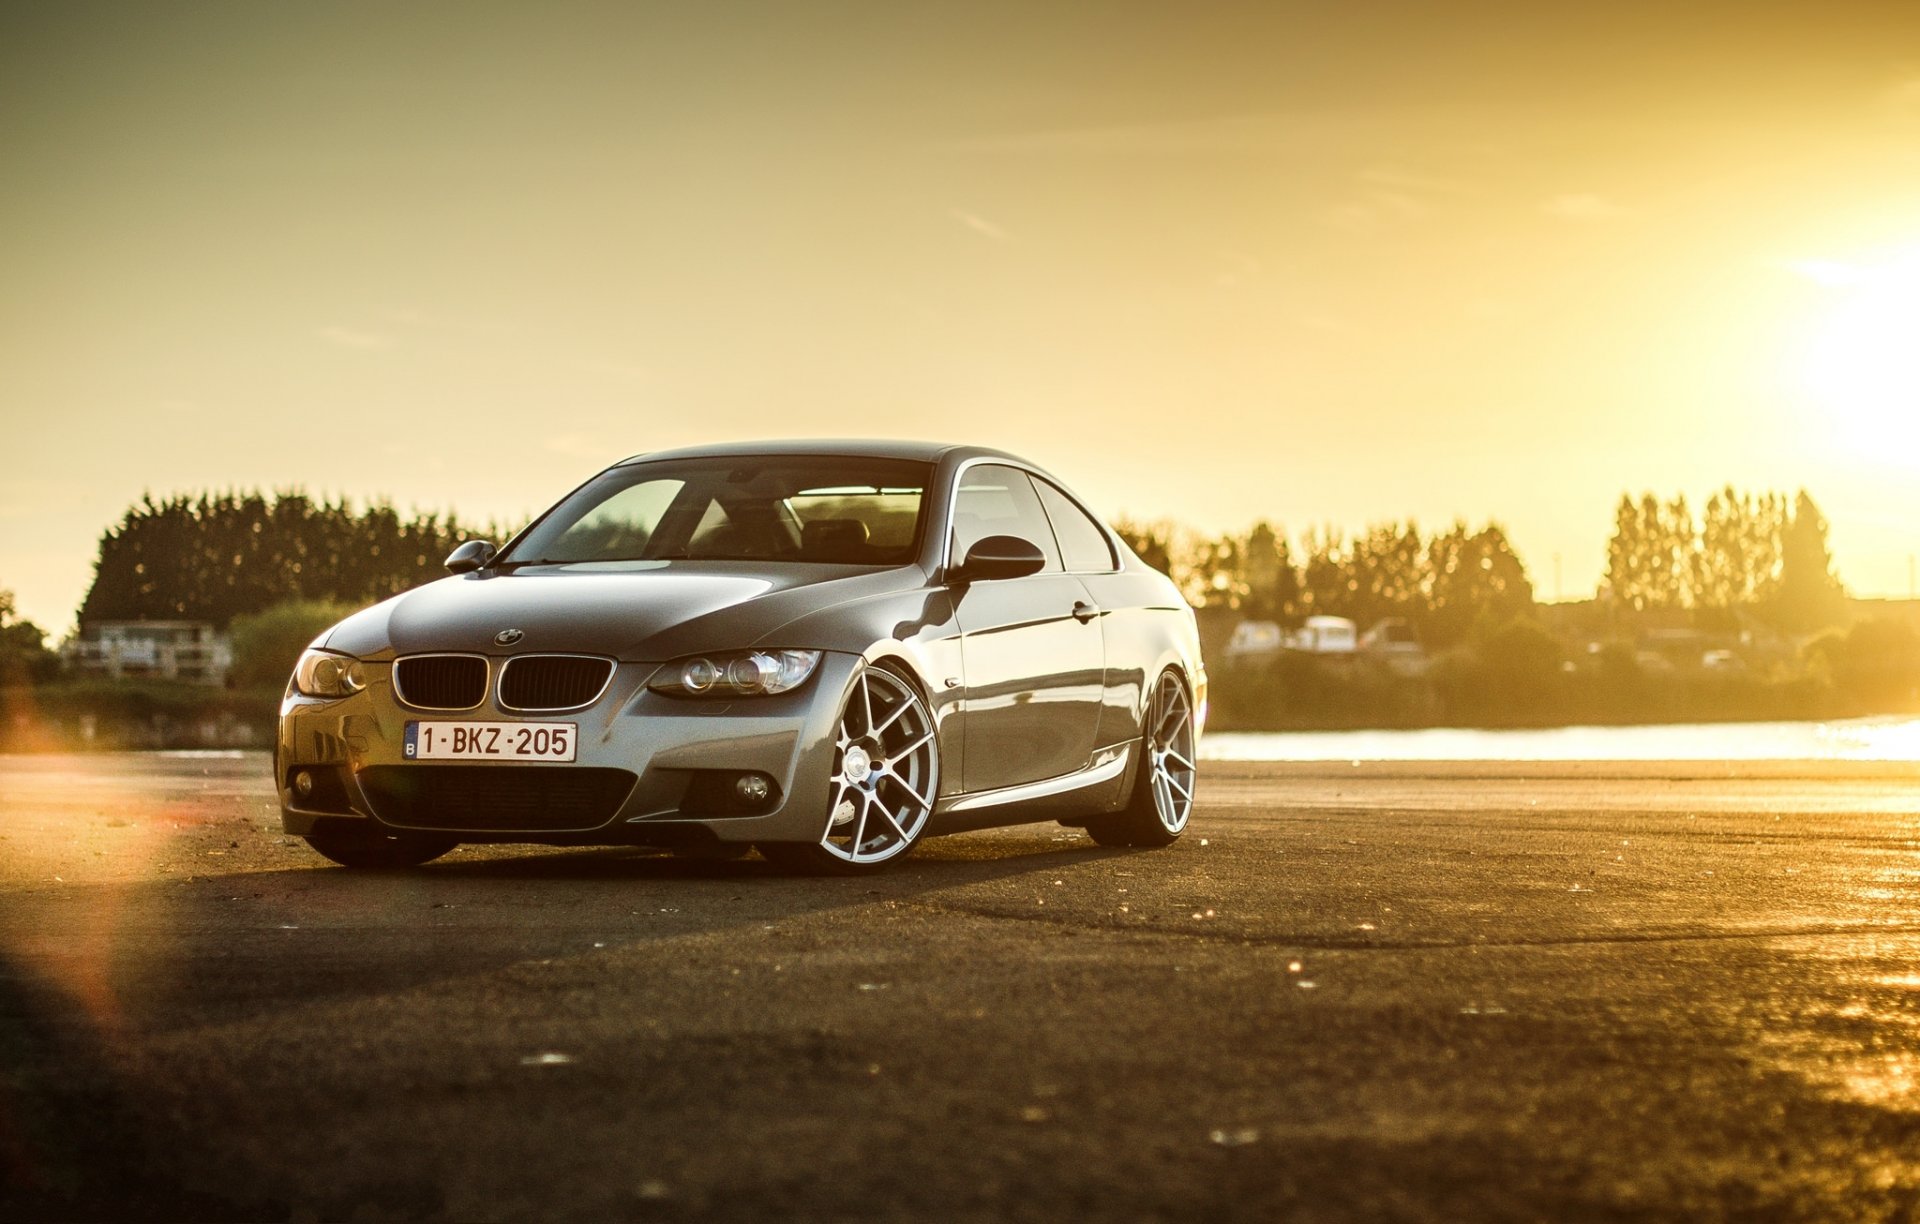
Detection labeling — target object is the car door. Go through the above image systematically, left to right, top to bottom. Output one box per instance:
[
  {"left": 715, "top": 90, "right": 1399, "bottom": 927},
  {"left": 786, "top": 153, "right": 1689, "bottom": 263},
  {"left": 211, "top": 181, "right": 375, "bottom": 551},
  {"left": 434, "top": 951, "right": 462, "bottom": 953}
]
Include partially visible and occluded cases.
[
  {"left": 948, "top": 464, "right": 1105, "bottom": 793},
  {"left": 1030, "top": 473, "right": 1136, "bottom": 752}
]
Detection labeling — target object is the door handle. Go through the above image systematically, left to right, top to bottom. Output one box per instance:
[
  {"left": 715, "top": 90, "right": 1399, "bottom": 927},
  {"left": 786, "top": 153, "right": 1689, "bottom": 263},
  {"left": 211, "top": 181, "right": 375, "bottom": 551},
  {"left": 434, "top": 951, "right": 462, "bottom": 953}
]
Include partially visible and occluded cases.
[{"left": 1071, "top": 601, "right": 1100, "bottom": 623}]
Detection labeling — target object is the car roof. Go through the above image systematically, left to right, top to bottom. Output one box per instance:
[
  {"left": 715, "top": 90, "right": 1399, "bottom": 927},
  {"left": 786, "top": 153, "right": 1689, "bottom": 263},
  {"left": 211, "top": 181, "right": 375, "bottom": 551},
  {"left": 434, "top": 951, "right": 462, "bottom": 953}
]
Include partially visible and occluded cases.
[{"left": 615, "top": 439, "right": 1029, "bottom": 468}]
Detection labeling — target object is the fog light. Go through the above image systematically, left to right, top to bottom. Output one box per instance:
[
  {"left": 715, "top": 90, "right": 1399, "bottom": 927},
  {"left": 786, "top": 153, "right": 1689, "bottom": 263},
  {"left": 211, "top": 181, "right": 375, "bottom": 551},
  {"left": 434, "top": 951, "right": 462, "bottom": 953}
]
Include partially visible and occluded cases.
[
  {"left": 294, "top": 769, "right": 314, "bottom": 797},
  {"left": 734, "top": 773, "right": 772, "bottom": 804}
]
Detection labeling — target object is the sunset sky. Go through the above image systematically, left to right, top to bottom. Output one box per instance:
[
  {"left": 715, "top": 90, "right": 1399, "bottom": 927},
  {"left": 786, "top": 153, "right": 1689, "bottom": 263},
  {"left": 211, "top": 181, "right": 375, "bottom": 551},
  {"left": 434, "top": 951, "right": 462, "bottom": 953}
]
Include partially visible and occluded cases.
[{"left": 4, "top": 1, "right": 1919, "bottom": 631}]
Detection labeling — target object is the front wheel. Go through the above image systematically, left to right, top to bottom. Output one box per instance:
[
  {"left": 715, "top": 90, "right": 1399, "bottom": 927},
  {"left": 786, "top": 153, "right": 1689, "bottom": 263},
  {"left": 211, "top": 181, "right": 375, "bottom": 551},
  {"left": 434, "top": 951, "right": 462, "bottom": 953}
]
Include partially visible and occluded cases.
[
  {"left": 758, "top": 665, "right": 939, "bottom": 875},
  {"left": 1084, "top": 670, "right": 1196, "bottom": 848},
  {"left": 303, "top": 823, "right": 457, "bottom": 869}
]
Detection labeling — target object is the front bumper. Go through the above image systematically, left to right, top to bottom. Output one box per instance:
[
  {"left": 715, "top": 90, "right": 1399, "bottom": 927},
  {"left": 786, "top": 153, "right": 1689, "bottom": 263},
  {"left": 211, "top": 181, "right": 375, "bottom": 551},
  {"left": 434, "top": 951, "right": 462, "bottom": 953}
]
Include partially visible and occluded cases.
[{"left": 276, "top": 650, "right": 860, "bottom": 846}]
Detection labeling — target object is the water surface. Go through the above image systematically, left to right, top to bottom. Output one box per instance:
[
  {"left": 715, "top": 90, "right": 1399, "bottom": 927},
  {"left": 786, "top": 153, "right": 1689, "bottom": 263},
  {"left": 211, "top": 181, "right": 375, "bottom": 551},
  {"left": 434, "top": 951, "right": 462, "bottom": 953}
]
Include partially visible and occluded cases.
[{"left": 1201, "top": 715, "right": 1920, "bottom": 762}]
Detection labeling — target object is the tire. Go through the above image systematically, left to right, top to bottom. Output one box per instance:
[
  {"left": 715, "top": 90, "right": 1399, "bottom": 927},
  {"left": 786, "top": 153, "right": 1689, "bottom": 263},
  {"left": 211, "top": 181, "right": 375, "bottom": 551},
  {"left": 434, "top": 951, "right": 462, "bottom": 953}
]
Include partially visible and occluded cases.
[
  {"left": 757, "top": 664, "right": 939, "bottom": 875},
  {"left": 1084, "top": 669, "right": 1197, "bottom": 848},
  {"left": 304, "top": 823, "right": 458, "bottom": 869}
]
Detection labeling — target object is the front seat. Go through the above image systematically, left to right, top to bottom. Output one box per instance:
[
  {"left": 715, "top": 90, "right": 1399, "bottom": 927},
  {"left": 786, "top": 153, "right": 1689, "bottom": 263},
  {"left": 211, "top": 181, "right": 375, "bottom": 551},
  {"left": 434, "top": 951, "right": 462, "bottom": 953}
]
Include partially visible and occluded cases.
[{"left": 801, "top": 518, "right": 870, "bottom": 561}]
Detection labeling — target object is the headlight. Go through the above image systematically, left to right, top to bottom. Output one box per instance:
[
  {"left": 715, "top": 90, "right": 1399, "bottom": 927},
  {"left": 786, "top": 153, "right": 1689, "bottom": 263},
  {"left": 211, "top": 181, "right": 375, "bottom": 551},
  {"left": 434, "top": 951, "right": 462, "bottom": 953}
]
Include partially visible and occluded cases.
[
  {"left": 293, "top": 648, "right": 367, "bottom": 698},
  {"left": 650, "top": 649, "right": 821, "bottom": 698}
]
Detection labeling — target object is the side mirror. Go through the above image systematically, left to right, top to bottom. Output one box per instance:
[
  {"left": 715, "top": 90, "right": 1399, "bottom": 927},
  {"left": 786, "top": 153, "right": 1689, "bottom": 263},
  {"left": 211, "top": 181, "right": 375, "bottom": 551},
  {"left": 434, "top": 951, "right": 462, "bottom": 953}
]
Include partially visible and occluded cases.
[
  {"left": 951, "top": 534, "right": 1047, "bottom": 584},
  {"left": 445, "top": 539, "right": 497, "bottom": 574}
]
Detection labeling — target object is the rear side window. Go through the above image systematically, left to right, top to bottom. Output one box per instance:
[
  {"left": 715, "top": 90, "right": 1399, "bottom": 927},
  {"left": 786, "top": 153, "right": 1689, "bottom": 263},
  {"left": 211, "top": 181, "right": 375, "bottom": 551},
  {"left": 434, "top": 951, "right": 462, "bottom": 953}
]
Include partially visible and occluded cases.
[
  {"left": 951, "top": 464, "right": 1063, "bottom": 573},
  {"left": 1033, "top": 478, "right": 1117, "bottom": 572}
]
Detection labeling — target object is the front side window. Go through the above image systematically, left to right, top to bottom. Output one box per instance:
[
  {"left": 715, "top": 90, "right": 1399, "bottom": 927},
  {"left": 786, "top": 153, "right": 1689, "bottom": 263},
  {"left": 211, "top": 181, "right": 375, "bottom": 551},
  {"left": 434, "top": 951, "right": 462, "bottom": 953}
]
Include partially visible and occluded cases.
[
  {"left": 504, "top": 456, "right": 932, "bottom": 565},
  {"left": 950, "top": 464, "right": 1063, "bottom": 573}
]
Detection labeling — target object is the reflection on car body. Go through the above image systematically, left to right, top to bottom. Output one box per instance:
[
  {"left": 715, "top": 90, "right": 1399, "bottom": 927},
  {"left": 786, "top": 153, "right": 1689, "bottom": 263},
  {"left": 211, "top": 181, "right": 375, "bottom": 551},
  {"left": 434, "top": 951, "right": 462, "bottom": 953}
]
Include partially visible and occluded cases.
[{"left": 276, "top": 440, "right": 1205, "bottom": 874}]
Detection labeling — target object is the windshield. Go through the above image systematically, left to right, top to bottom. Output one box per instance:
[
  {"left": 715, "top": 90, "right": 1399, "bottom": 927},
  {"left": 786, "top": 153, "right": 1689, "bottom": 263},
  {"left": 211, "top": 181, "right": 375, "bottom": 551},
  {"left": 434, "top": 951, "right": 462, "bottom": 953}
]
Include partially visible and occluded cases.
[{"left": 502, "top": 455, "right": 933, "bottom": 566}]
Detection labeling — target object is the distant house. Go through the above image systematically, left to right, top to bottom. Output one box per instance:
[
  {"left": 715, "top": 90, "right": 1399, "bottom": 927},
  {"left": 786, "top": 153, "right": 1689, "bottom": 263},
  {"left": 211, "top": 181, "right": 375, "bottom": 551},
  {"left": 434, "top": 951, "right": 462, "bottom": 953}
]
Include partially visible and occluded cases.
[{"left": 65, "top": 621, "right": 232, "bottom": 685}]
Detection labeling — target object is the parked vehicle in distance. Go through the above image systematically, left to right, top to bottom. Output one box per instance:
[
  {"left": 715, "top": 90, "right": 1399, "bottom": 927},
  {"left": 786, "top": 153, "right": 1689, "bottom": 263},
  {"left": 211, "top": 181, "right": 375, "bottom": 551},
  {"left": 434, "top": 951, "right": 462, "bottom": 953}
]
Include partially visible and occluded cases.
[
  {"left": 275, "top": 441, "right": 1206, "bottom": 874},
  {"left": 1290, "top": 615, "right": 1357, "bottom": 654},
  {"left": 1359, "top": 616, "right": 1429, "bottom": 677},
  {"left": 1226, "top": 619, "right": 1286, "bottom": 660}
]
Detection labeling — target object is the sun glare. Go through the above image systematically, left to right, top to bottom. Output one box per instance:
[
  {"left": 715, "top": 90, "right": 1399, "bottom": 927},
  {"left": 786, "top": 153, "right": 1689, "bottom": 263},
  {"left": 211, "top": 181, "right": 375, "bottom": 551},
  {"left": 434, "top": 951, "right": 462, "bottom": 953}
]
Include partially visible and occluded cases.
[{"left": 1799, "top": 247, "right": 1920, "bottom": 457}]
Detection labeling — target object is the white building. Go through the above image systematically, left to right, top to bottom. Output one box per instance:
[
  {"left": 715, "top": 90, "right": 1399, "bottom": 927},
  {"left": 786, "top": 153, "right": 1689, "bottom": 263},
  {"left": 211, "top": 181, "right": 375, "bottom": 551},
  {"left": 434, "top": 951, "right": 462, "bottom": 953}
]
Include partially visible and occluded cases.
[{"left": 65, "top": 621, "right": 232, "bottom": 685}]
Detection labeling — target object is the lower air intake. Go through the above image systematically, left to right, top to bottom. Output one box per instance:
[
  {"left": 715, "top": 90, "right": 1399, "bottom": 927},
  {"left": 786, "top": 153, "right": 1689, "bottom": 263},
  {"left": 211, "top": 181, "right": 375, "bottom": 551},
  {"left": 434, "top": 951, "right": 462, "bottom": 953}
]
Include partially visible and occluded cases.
[{"left": 358, "top": 765, "right": 637, "bottom": 832}]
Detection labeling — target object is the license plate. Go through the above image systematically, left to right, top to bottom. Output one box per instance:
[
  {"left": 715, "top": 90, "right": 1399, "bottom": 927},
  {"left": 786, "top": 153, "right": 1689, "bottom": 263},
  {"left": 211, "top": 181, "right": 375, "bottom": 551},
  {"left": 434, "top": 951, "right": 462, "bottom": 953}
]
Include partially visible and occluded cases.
[{"left": 404, "top": 721, "right": 578, "bottom": 762}]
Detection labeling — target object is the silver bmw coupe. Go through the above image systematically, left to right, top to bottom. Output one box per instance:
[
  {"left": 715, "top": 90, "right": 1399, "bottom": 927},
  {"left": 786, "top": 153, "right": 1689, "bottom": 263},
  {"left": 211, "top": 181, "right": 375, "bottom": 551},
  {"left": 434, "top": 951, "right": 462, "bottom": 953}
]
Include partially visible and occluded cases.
[{"left": 276, "top": 441, "right": 1205, "bottom": 874}]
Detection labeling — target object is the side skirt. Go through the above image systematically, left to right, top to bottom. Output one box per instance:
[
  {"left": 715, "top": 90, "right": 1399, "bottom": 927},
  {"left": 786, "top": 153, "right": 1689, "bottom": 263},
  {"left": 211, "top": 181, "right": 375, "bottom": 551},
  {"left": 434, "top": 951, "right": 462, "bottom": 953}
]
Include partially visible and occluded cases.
[{"left": 929, "top": 742, "right": 1133, "bottom": 835}]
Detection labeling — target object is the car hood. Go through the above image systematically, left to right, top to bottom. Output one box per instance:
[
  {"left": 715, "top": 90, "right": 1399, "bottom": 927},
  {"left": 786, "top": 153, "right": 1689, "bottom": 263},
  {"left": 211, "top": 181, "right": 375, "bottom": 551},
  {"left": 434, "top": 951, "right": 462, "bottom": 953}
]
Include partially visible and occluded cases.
[{"left": 322, "top": 561, "right": 927, "bottom": 660}]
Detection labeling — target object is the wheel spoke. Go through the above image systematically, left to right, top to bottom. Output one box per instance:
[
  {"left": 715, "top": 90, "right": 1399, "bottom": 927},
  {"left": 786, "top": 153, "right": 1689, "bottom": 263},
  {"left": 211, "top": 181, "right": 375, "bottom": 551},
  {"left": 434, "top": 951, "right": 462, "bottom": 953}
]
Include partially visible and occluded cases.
[
  {"left": 871, "top": 698, "right": 913, "bottom": 737},
  {"left": 1156, "top": 700, "right": 1184, "bottom": 741},
  {"left": 890, "top": 728, "right": 935, "bottom": 760},
  {"left": 1165, "top": 746, "right": 1196, "bottom": 772},
  {"left": 878, "top": 764, "right": 932, "bottom": 811},
  {"left": 1163, "top": 770, "right": 1193, "bottom": 801},
  {"left": 850, "top": 789, "right": 872, "bottom": 850},
  {"left": 870, "top": 801, "right": 909, "bottom": 844}
]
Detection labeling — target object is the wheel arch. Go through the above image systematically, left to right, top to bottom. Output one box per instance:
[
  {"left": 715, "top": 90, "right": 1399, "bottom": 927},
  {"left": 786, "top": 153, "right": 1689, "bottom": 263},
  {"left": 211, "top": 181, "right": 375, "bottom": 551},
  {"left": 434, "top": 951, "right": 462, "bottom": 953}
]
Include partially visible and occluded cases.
[{"left": 858, "top": 640, "right": 962, "bottom": 795}]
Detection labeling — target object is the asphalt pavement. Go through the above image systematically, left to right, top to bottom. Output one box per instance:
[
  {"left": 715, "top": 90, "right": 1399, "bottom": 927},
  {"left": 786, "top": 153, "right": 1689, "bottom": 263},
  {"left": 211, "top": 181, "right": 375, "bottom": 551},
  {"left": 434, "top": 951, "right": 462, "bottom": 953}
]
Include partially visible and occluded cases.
[{"left": 2, "top": 751, "right": 1918, "bottom": 1221}]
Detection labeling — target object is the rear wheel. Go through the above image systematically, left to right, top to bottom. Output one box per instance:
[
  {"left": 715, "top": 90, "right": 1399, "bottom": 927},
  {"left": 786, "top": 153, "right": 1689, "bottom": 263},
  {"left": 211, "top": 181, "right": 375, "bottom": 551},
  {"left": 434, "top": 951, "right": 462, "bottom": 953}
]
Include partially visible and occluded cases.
[
  {"left": 758, "top": 665, "right": 939, "bottom": 875},
  {"left": 1084, "top": 670, "right": 1196, "bottom": 848},
  {"left": 303, "top": 822, "right": 457, "bottom": 869}
]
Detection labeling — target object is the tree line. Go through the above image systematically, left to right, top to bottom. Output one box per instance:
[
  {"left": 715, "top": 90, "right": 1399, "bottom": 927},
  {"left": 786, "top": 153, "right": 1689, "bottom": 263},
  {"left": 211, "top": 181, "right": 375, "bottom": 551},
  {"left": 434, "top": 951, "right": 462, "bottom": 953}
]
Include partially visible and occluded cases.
[
  {"left": 70, "top": 485, "right": 1850, "bottom": 644},
  {"left": 1116, "top": 485, "right": 1849, "bottom": 653},
  {"left": 1603, "top": 488, "right": 1845, "bottom": 629},
  {"left": 78, "top": 491, "right": 509, "bottom": 628},
  {"left": 1113, "top": 518, "right": 1534, "bottom": 650},
  {"left": 0, "top": 589, "right": 60, "bottom": 684}
]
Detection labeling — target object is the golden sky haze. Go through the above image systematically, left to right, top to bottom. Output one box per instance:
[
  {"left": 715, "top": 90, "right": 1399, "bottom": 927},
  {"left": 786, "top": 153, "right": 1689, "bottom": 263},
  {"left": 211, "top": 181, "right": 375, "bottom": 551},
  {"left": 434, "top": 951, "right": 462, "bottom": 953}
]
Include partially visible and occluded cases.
[{"left": 3, "top": 1, "right": 1919, "bottom": 630}]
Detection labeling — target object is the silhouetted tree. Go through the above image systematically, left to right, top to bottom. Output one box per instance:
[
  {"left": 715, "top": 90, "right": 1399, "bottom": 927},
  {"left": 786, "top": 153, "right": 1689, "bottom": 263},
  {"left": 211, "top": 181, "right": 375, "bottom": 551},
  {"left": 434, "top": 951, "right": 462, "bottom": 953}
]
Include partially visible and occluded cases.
[
  {"left": 1607, "top": 486, "right": 1804, "bottom": 615},
  {"left": 1695, "top": 488, "right": 1743, "bottom": 610},
  {"left": 78, "top": 491, "right": 509, "bottom": 627},
  {"left": 1770, "top": 491, "right": 1847, "bottom": 631},
  {"left": 1748, "top": 492, "right": 1787, "bottom": 605},
  {"left": 1605, "top": 495, "right": 1643, "bottom": 610},
  {"left": 1112, "top": 517, "right": 1175, "bottom": 576},
  {"left": 1240, "top": 521, "right": 1299, "bottom": 622},
  {"left": 1349, "top": 523, "right": 1424, "bottom": 628},
  {"left": 1425, "top": 523, "right": 1534, "bottom": 648},
  {"left": 1299, "top": 526, "right": 1351, "bottom": 617},
  {"left": 1188, "top": 534, "right": 1246, "bottom": 609},
  {"left": 0, "top": 589, "right": 61, "bottom": 685}
]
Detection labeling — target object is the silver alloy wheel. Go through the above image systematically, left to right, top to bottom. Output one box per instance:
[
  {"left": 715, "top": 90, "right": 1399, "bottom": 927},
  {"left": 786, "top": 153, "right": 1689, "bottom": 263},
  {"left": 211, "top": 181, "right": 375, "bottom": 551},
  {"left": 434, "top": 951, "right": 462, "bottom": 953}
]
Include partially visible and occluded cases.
[
  {"left": 821, "top": 666, "right": 938, "bottom": 865},
  {"left": 1145, "top": 672, "right": 1197, "bottom": 834}
]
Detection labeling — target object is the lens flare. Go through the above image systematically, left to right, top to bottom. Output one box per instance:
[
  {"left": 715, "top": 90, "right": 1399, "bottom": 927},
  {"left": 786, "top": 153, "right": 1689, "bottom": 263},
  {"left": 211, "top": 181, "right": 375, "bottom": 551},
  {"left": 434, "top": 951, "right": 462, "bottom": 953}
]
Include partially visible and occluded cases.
[{"left": 1800, "top": 246, "right": 1920, "bottom": 458}]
